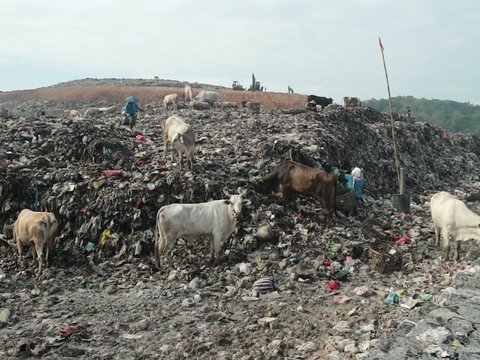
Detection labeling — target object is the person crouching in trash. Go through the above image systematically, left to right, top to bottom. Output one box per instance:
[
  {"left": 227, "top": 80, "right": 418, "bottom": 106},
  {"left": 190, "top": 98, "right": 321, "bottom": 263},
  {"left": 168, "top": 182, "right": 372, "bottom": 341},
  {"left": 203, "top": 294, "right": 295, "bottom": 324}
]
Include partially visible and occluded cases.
[{"left": 344, "top": 167, "right": 366, "bottom": 215}]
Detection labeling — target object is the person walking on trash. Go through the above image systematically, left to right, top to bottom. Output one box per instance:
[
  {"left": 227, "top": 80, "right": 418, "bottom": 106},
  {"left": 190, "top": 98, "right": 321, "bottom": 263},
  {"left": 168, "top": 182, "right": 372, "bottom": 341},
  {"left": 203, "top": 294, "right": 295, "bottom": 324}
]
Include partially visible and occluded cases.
[
  {"left": 122, "top": 96, "right": 142, "bottom": 129},
  {"left": 344, "top": 167, "right": 366, "bottom": 214}
]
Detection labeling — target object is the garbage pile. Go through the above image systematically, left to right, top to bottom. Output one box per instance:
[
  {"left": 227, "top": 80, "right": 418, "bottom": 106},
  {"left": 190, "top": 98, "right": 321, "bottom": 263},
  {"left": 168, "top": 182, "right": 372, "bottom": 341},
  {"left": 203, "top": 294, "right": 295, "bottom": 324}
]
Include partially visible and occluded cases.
[
  {"left": 50, "top": 78, "right": 227, "bottom": 89},
  {"left": 2, "top": 100, "right": 480, "bottom": 359},
  {"left": 1, "top": 103, "right": 480, "bottom": 263}
]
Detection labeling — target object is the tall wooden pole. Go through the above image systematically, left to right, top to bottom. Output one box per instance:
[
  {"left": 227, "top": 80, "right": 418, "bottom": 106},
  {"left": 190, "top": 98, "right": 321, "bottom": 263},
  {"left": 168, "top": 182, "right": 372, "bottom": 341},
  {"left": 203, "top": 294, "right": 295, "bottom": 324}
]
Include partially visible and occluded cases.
[{"left": 379, "top": 37, "right": 401, "bottom": 191}]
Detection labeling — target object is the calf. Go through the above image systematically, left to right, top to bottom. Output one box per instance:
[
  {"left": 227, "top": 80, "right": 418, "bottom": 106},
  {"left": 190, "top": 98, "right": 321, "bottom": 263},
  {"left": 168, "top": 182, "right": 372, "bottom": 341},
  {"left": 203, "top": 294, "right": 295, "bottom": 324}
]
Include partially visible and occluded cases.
[
  {"left": 163, "top": 93, "right": 178, "bottom": 110},
  {"left": 306, "top": 95, "right": 333, "bottom": 109},
  {"left": 164, "top": 115, "right": 195, "bottom": 170},
  {"left": 262, "top": 160, "right": 336, "bottom": 227},
  {"left": 155, "top": 190, "right": 251, "bottom": 267},
  {"left": 431, "top": 191, "right": 480, "bottom": 260},
  {"left": 13, "top": 209, "right": 52, "bottom": 277}
]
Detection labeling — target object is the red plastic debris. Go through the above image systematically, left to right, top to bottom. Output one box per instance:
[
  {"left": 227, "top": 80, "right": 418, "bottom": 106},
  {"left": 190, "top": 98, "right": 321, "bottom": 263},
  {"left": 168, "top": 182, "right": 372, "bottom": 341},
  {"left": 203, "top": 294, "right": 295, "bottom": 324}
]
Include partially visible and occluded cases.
[
  {"left": 135, "top": 134, "right": 145, "bottom": 141},
  {"left": 103, "top": 169, "right": 123, "bottom": 177},
  {"left": 394, "top": 234, "right": 412, "bottom": 245},
  {"left": 322, "top": 258, "right": 333, "bottom": 267},
  {"left": 325, "top": 280, "right": 341, "bottom": 291},
  {"left": 59, "top": 324, "right": 84, "bottom": 338}
]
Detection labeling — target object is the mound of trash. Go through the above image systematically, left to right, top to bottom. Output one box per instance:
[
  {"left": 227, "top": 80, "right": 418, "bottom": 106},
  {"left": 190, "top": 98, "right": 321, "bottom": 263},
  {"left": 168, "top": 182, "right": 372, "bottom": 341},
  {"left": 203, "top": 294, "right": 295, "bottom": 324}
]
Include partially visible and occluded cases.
[
  {"left": 50, "top": 77, "right": 228, "bottom": 90},
  {"left": 2, "top": 100, "right": 480, "bottom": 359},
  {"left": 1, "top": 103, "right": 479, "bottom": 262}
]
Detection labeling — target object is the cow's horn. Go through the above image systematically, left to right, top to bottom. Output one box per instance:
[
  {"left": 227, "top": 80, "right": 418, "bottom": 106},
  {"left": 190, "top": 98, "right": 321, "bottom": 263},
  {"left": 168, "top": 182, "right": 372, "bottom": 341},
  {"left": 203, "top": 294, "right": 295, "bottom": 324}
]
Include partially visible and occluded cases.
[
  {"left": 237, "top": 187, "right": 247, "bottom": 196},
  {"left": 223, "top": 189, "right": 232, "bottom": 197}
]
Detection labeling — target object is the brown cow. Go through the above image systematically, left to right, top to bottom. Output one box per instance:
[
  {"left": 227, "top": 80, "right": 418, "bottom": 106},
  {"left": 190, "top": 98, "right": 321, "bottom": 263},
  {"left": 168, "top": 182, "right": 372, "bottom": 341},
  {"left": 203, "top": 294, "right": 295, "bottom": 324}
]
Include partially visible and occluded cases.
[
  {"left": 262, "top": 160, "right": 336, "bottom": 227},
  {"left": 13, "top": 209, "right": 52, "bottom": 277}
]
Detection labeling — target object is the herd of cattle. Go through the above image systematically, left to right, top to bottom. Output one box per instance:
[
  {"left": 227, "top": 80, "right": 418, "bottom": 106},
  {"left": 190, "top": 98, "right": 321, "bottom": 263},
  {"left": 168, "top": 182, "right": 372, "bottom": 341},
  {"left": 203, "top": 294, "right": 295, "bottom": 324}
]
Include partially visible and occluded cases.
[
  {"left": 68, "top": 87, "right": 363, "bottom": 119},
  {"left": 4, "top": 89, "right": 480, "bottom": 278},
  {"left": 6, "top": 158, "right": 480, "bottom": 278}
]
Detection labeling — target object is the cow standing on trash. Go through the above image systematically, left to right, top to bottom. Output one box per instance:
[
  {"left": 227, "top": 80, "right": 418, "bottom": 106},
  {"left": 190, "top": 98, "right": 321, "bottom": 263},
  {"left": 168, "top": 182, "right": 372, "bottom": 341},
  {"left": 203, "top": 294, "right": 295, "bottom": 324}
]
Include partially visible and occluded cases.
[
  {"left": 262, "top": 160, "right": 337, "bottom": 228},
  {"left": 154, "top": 189, "right": 251, "bottom": 267},
  {"left": 430, "top": 191, "right": 480, "bottom": 260},
  {"left": 11, "top": 209, "right": 58, "bottom": 278}
]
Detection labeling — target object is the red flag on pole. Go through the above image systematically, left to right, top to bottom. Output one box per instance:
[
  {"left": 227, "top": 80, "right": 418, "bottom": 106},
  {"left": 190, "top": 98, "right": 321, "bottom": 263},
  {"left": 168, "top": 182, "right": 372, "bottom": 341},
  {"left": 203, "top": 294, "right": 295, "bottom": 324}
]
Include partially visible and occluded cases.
[{"left": 379, "top": 37, "right": 384, "bottom": 52}]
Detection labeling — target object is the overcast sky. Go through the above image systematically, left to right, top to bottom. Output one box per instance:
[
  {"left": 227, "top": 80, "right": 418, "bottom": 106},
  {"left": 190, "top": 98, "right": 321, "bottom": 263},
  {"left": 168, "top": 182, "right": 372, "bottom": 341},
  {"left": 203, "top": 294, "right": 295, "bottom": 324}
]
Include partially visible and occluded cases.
[{"left": 1, "top": 0, "right": 479, "bottom": 104}]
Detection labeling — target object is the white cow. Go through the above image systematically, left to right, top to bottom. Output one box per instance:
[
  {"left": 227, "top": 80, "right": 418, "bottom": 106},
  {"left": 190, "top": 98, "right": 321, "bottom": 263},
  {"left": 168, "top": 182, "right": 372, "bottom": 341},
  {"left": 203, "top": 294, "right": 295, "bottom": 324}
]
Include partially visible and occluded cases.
[
  {"left": 184, "top": 85, "right": 193, "bottom": 102},
  {"left": 195, "top": 90, "right": 220, "bottom": 105},
  {"left": 163, "top": 93, "right": 178, "bottom": 110},
  {"left": 98, "top": 105, "right": 118, "bottom": 114},
  {"left": 83, "top": 108, "right": 102, "bottom": 117},
  {"left": 69, "top": 110, "right": 83, "bottom": 118},
  {"left": 164, "top": 115, "right": 195, "bottom": 170},
  {"left": 155, "top": 190, "right": 251, "bottom": 267},
  {"left": 431, "top": 191, "right": 480, "bottom": 260}
]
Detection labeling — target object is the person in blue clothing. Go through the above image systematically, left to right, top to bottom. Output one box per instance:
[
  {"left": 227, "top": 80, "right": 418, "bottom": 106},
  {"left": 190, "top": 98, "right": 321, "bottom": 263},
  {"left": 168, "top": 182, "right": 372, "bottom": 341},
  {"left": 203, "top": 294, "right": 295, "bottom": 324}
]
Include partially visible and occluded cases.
[
  {"left": 122, "top": 96, "right": 142, "bottom": 129},
  {"left": 344, "top": 167, "right": 366, "bottom": 214}
]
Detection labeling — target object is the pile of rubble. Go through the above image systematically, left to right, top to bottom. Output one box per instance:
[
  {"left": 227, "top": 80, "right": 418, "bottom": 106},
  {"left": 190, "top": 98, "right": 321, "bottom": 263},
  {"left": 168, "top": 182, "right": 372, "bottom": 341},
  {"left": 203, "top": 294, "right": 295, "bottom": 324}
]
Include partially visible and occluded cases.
[
  {"left": 50, "top": 78, "right": 227, "bottom": 89},
  {"left": 1, "top": 101, "right": 480, "bottom": 359}
]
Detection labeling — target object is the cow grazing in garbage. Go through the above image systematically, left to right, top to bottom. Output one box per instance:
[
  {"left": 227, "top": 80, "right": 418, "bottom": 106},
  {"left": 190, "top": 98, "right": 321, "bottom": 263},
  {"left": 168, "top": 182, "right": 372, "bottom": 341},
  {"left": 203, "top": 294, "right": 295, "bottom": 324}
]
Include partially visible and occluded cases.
[
  {"left": 184, "top": 85, "right": 193, "bottom": 102},
  {"left": 195, "top": 90, "right": 220, "bottom": 105},
  {"left": 163, "top": 93, "right": 178, "bottom": 110},
  {"left": 306, "top": 95, "right": 333, "bottom": 109},
  {"left": 343, "top": 97, "right": 362, "bottom": 108},
  {"left": 190, "top": 101, "right": 211, "bottom": 110},
  {"left": 98, "top": 105, "right": 118, "bottom": 114},
  {"left": 83, "top": 107, "right": 102, "bottom": 117},
  {"left": 68, "top": 110, "right": 82, "bottom": 118},
  {"left": 163, "top": 115, "right": 196, "bottom": 170},
  {"left": 262, "top": 160, "right": 336, "bottom": 227},
  {"left": 155, "top": 189, "right": 251, "bottom": 267},
  {"left": 430, "top": 191, "right": 480, "bottom": 260},
  {"left": 12, "top": 209, "right": 56, "bottom": 277}
]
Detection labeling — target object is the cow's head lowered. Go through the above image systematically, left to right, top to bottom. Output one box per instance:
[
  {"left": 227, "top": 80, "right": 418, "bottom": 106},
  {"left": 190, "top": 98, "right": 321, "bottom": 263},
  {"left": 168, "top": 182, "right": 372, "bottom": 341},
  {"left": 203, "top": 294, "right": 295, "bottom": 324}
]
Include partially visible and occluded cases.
[{"left": 224, "top": 188, "right": 252, "bottom": 218}]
